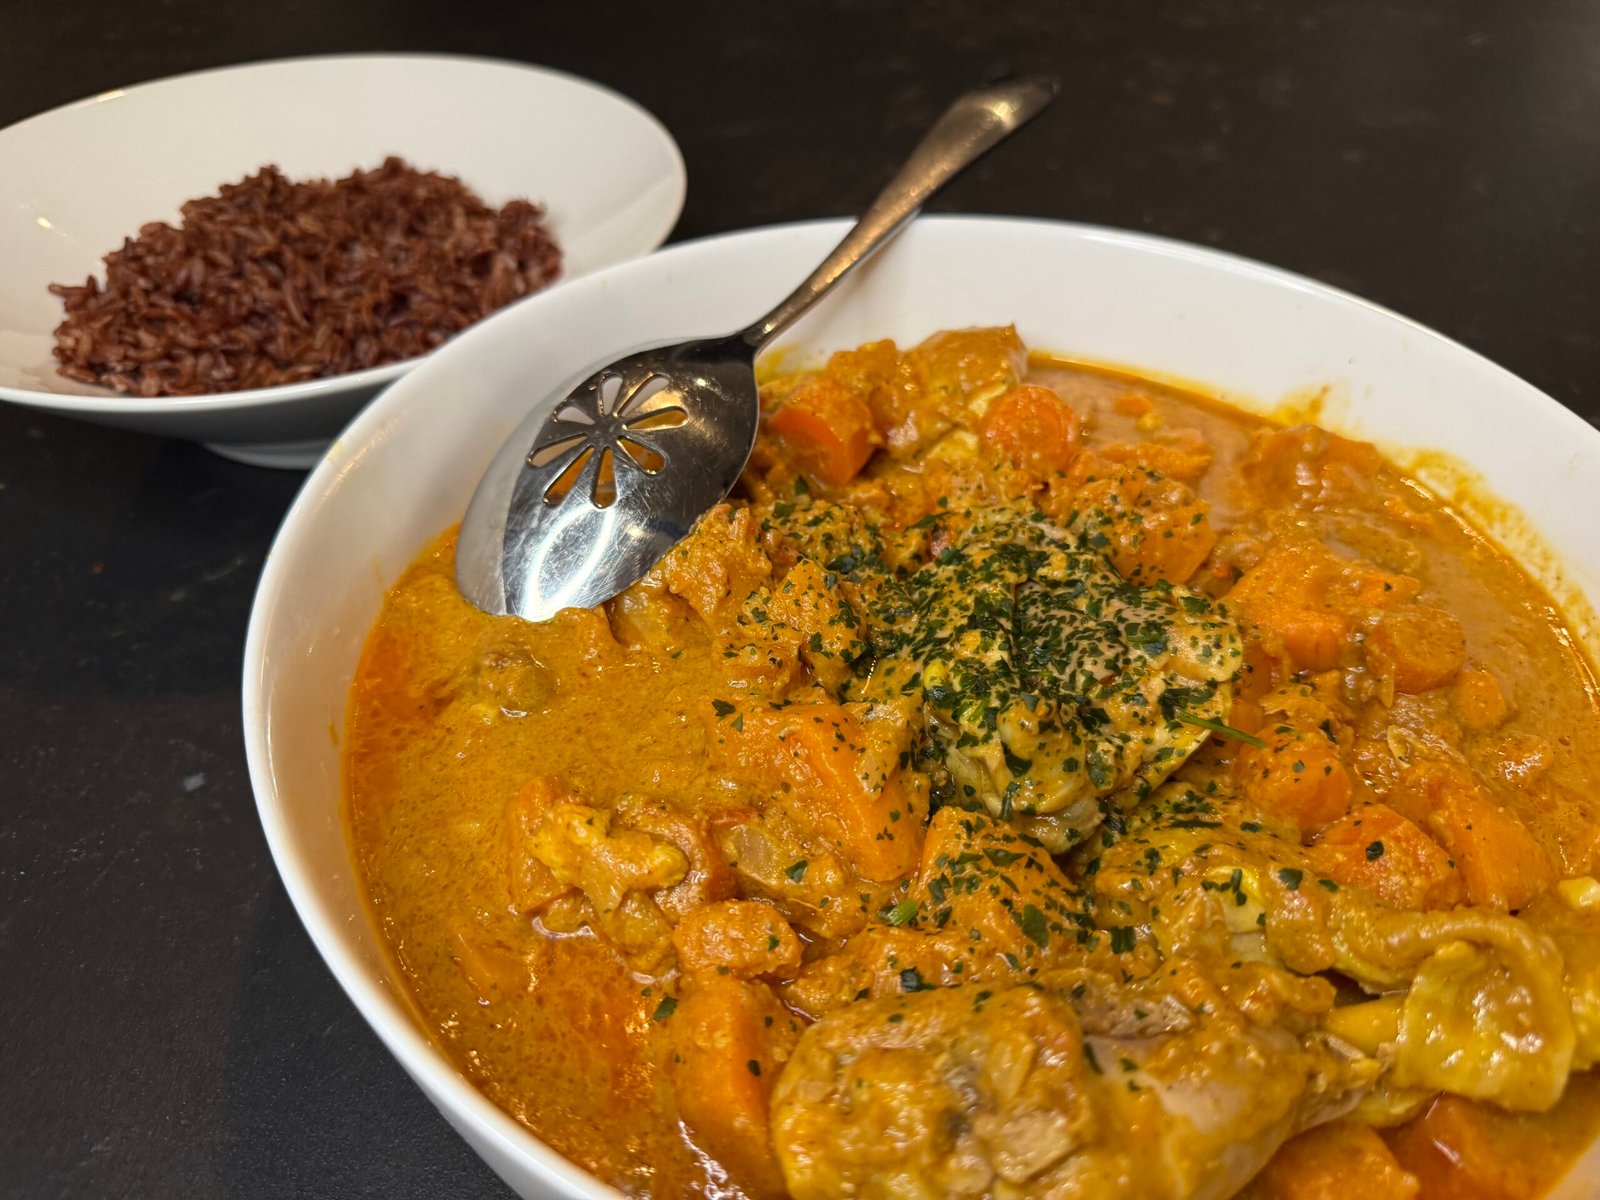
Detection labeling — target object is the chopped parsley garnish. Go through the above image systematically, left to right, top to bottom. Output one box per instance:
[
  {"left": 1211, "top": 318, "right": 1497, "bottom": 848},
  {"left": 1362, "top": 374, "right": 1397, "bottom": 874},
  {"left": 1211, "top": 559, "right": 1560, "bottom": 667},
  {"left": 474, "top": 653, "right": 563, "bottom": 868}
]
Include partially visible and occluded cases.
[
  {"left": 880, "top": 898, "right": 919, "bottom": 926},
  {"left": 1014, "top": 903, "right": 1050, "bottom": 949},
  {"left": 900, "top": 967, "right": 930, "bottom": 992}
]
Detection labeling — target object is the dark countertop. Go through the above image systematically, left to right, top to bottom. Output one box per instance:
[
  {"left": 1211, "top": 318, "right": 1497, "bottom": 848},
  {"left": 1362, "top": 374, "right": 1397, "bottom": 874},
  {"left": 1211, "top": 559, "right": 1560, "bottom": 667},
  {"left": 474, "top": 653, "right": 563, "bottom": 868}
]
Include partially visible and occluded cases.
[{"left": 2, "top": 3, "right": 1597, "bottom": 1197}]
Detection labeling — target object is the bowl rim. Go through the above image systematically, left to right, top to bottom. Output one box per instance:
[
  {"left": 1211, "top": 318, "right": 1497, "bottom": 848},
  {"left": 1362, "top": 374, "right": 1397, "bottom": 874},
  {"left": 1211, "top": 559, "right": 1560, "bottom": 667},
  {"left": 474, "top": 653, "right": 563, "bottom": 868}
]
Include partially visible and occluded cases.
[
  {"left": 0, "top": 51, "right": 687, "bottom": 415},
  {"left": 243, "top": 213, "right": 1600, "bottom": 1198}
]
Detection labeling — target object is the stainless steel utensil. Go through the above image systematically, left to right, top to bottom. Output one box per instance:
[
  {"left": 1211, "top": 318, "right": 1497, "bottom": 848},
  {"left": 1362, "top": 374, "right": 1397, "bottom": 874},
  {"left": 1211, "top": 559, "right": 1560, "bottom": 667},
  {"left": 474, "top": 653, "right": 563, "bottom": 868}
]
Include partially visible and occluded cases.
[{"left": 456, "top": 77, "right": 1057, "bottom": 620}]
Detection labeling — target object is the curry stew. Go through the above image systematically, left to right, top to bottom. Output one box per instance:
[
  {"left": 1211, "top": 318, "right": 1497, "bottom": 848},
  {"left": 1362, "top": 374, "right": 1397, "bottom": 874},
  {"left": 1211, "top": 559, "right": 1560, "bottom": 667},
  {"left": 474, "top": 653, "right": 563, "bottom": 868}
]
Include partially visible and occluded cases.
[{"left": 346, "top": 328, "right": 1600, "bottom": 1199}]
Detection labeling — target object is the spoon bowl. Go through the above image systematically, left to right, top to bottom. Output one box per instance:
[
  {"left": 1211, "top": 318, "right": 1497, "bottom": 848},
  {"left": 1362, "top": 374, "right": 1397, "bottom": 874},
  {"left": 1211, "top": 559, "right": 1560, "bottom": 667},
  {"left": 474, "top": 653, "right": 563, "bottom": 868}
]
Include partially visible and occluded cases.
[{"left": 458, "top": 334, "right": 759, "bottom": 615}]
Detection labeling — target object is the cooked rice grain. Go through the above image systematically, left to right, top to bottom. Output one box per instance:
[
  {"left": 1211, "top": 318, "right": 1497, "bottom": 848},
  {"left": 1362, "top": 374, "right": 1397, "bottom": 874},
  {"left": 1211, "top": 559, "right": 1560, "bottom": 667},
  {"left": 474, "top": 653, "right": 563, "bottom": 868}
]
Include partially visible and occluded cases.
[{"left": 50, "top": 157, "right": 561, "bottom": 396}]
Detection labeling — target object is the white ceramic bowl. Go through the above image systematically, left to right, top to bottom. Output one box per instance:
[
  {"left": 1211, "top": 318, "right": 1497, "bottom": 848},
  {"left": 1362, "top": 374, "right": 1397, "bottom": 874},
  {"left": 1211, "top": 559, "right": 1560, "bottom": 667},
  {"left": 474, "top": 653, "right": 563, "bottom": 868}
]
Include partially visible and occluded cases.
[
  {"left": 0, "top": 54, "right": 685, "bottom": 467},
  {"left": 243, "top": 217, "right": 1600, "bottom": 1198}
]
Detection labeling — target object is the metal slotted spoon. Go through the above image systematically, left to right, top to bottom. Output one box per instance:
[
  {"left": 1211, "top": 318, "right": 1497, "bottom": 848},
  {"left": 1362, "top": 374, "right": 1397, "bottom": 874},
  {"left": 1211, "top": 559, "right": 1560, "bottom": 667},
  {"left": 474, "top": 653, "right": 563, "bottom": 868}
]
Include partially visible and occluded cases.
[{"left": 456, "top": 76, "right": 1057, "bottom": 621}]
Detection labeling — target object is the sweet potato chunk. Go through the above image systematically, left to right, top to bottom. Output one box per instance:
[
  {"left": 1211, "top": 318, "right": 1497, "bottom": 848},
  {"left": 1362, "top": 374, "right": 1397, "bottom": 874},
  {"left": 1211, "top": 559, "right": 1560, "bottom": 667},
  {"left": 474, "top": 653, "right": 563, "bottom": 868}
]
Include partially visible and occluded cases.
[
  {"left": 1071, "top": 465, "right": 1216, "bottom": 584},
  {"left": 1224, "top": 544, "right": 1417, "bottom": 673},
  {"left": 1452, "top": 667, "right": 1509, "bottom": 731},
  {"left": 707, "top": 700, "right": 924, "bottom": 881},
  {"left": 1233, "top": 725, "right": 1353, "bottom": 835},
  {"left": 1389, "top": 761, "right": 1555, "bottom": 910},
  {"left": 1309, "top": 803, "right": 1463, "bottom": 910},
  {"left": 668, "top": 974, "right": 803, "bottom": 1200},
  {"left": 1382, "top": 1089, "right": 1600, "bottom": 1200},
  {"left": 1242, "top": 1120, "right": 1418, "bottom": 1200}
]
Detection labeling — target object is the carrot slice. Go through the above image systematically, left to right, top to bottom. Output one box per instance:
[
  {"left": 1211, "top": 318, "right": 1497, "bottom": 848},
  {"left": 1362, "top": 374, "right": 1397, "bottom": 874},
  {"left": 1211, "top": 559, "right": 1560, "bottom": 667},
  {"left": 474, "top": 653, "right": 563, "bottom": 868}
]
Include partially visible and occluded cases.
[
  {"left": 977, "top": 383, "right": 1081, "bottom": 476},
  {"left": 1366, "top": 605, "right": 1467, "bottom": 693}
]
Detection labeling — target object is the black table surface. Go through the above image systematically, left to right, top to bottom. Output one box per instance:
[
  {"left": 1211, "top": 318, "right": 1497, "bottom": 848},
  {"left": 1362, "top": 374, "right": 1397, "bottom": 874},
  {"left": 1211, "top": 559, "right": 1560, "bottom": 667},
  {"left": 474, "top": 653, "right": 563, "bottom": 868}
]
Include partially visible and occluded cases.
[{"left": 3, "top": 2, "right": 1598, "bottom": 1197}]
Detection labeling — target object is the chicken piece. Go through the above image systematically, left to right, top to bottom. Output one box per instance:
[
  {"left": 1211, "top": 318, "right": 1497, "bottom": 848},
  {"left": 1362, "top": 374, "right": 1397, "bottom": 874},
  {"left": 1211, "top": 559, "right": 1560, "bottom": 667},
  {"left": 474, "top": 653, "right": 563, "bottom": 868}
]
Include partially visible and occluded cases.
[
  {"left": 905, "top": 325, "right": 1027, "bottom": 410},
  {"left": 822, "top": 339, "right": 926, "bottom": 459},
  {"left": 1097, "top": 429, "right": 1215, "bottom": 487},
  {"left": 758, "top": 492, "right": 903, "bottom": 590},
  {"left": 656, "top": 501, "right": 773, "bottom": 625},
  {"left": 853, "top": 503, "right": 1241, "bottom": 851},
  {"left": 766, "top": 556, "right": 869, "bottom": 693},
  {"left": 606, "top": 576, "right": 702, "bottom": 656},
  {"left": 713, "top": 580, "right": 808, "bottom": 696},
  {"left": 465, "top": 641, "right": 558, "bottom": 717},
  {"left": 1386, "top": 759, "right": 1556, "bottom": 910},
  {"left": 505, "top": 777, "right": 574, "bottom": 914},
  {"left": 1089, "top": 779, "right": 1346, "bottom": 977},
  {"left": 1096, "top": 781, "right": 1587, "bottom": 1114},
  {"left": 505, "top": 785, "right": 689, "bottom": 971},
  {"left": 615, "top": 794, "right": 741, "bottom": 922},
  {"left": 526, "top": 801, "right": 687, "bottom": 911},
  {"left": 714, "top": 803, "right": 891, "bottom": 941},
  {"left": 910, "top": 807, "right": 1092, "bottom": 966},
  {"left": 1513, "top": 879, "right": 1600, "bottom": 1070},
  {"left": 673, "top": 900, "right": 804, "bottom": 980},
  {"left": 1327, "top": 902, "right": 1576, "bottom": 1111},
  {"left": 780, "top": 926, "right": 965, "bottom": 1019},
  {"left": 1394, "top": 938, "right": 1571, "bottom": 1110},
  {"left": 771, "top": 960, "right": 1380, "bottom": 1200}
]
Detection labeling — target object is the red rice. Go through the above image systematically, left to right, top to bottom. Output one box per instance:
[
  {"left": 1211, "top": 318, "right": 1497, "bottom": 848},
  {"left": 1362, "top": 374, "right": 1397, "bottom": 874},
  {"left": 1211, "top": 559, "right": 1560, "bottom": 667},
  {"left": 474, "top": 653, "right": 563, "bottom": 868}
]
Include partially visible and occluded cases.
[{"left": 50, "top": 157, "right": 562, "bottom": 396}]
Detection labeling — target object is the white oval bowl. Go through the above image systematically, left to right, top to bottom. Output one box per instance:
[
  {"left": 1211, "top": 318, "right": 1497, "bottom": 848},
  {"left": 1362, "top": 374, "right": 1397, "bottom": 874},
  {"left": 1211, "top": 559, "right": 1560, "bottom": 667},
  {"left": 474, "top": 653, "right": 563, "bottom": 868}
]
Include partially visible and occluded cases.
[
  {"left": 0, "top": 53, "right": 685, "bottom": 467},
  {"left": 243, "top": 216, "right": 1600, "bottom": 1198}
]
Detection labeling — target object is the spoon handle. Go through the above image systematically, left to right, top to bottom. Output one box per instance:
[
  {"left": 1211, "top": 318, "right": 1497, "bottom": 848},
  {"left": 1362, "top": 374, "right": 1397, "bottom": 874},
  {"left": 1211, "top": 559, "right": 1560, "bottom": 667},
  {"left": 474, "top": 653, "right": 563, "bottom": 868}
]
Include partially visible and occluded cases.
[{"left": 739, "top": 76, "right": 1058, "bottom": 349}]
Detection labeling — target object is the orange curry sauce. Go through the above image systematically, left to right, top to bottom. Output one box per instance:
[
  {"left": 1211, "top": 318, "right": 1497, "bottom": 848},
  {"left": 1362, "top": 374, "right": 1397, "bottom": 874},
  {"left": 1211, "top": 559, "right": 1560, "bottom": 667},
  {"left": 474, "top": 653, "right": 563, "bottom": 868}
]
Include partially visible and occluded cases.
[{"left": 346, "top": 329, "right": 1600, "bottom": 1199}]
